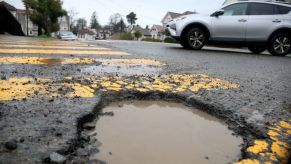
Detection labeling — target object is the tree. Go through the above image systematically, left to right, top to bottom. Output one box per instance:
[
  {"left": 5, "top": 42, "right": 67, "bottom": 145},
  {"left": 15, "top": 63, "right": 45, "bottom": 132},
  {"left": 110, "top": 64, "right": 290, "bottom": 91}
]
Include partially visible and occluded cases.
[
  {"left": 22, "top": 0, "right": 67, "bottom": 35},
  {"left": 68, "top": 9, "right": 78, "bottom": 32},
  {"left": 90, "top": 11, "right": 101, "bottom": 30},
  {"left": 126, "top": 12, "right": 137, "bottom": 25},
  {"left": 109, "top": 13, "right": 122, "bottom": 33},
  {"left": 76, "top": 18, "right": 87, "bottom": 37},
  {"left": 117, "top": 18, "right": 126, "bottom": 33},
  {"left": 145, "top": 25, "right": 149, "bottom": 30},
  {"left": 133, "top": 30, "right": 142, "bottom": 40}
]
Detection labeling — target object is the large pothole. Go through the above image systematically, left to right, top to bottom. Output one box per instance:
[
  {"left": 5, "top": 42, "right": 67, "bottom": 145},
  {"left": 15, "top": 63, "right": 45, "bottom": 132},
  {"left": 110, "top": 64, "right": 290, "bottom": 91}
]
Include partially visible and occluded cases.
[{"left": 88, "top": 101, "right": 243, "bottom": 164}]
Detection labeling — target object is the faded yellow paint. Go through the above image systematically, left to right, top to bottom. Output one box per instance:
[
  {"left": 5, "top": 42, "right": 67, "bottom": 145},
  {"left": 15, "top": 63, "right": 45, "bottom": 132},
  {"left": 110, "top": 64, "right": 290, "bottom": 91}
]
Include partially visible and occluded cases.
[
  {"left": 0, "top": 42, "right": 89, "bottom": 46},
  {"left": 0, "top": 44, "right": 110, "bottom": 50},
  {"left": 0, "top": 49, "right": 131, "bottom": 56},
  {"left": 0, "top": 56, "right": 95, "bottom": 65},
  {"left": 82, "top": 74, "right": 239, "bottom": 94},
  {"left": 0, "top": 77, "right": 95, "bottom": 100},
  {"left": 0, "top": 77, "right": 45, "bottom": 101},
  {"left": 66, "top": 83, "right": 95, "bottom": 98},
  {"left": 136, "top": 88, "right": 149, "bottom": 92},
  {"left": 238, "top": 120, "right": 290, "bottom": 164},
  {"left": 279, "top": 121, "right": 291, "bottom": 129},
  {"left": 268, "top": 130, "right": 280, "bottom": 140},
  {"left": 247, "top": 140, "right": 269, "bottom": 154},
  {"left": 271, "top": 141, "right": 289, "bottom": 159},
  {"left": 259, "top": 153, "right": 278, "bottom": 161},
  {"left": 234, "top": 159, "right": 260, "bottom": 164}
]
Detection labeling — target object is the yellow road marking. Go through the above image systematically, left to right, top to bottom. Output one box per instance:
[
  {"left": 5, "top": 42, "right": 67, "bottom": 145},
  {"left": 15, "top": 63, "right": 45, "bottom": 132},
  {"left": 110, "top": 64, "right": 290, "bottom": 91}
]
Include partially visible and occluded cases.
[
  {"left": 0, "top": 42, "right": 90, "bottom": 46},
  {"left": 0, "top": 44, "right": 110, "bottom": 50},
  {"left": 0, "top": 49, "right": 131, "bottom": 55},
  {"left": 0, "top": 56, "right": 95, "bottom": 65},
  {"left": 0, "top": 57, "right": 164, "bottom": 66},
  {"left": 84, "top": 74, "right": 239, "bottom": 93},
  {"left": 0, "top": 77, "right": 94, "bottom": 101}
]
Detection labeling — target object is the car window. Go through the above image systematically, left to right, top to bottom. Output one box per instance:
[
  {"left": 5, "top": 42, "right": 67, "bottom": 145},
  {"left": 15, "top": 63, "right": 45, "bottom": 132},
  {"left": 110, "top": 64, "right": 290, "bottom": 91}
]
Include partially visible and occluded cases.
[
  {"left": 222, "top": 3, "right": 248, "bottom": 16},
  {"left": 248, "top": 3, "right": 276, "bottom": 15},
  {"left": 276, "top": 5, "right": 291, "bottom": 14}
]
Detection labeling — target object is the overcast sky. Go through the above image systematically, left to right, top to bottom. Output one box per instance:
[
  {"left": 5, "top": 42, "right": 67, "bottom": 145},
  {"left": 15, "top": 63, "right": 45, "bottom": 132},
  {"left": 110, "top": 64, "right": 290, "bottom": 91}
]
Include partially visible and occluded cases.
[{"left": 4, "top": 0, "right": 225, "bottom": 27}]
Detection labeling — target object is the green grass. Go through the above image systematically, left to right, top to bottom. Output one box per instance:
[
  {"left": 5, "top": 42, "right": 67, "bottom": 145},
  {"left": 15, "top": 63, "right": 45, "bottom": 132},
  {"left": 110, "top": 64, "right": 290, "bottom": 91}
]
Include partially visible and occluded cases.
[
  {"left": 33, "top": 35, "right": 52, "bottom": 38},
  {"left": 164, "top": 37, "right": 178, "bottom": 44},
  {"left": 142, "top": 38, "right": 162, "bottom": 42}
]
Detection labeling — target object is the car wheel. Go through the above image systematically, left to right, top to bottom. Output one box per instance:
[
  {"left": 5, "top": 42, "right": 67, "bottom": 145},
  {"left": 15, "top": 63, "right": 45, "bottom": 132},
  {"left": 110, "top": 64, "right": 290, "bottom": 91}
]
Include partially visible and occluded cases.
[
  {"left": 183, "top": 28, "right": 206, "bottom": 50},
  {"left": 268, "top": 33, "right": 291, "bottom": 56},
  {"left": 248, "top": 46, "right": 266, "bottom": 54}
]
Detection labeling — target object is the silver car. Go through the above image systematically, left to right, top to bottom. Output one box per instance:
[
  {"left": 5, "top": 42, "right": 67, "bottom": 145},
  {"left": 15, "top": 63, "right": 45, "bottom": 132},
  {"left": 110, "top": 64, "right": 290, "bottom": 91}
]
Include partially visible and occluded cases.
[
  {"left": 167, "top": 1, "right": 291, "bottom": 56},
  {"left": 57, "top": 31, "right": 77, "bottom": 41}
]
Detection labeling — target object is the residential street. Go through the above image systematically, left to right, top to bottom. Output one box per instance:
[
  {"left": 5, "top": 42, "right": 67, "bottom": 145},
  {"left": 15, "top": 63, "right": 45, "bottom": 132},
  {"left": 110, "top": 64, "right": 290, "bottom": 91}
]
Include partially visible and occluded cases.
[{"left": 0, "top": 36, "right": 290, "bottom": 164}]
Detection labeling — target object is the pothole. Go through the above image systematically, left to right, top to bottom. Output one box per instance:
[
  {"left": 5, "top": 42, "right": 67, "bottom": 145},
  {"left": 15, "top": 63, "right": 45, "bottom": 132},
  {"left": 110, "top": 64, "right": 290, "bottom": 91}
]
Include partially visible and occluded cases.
[{"left": 89, "top": 101, "right": 243, "bottom": 164}]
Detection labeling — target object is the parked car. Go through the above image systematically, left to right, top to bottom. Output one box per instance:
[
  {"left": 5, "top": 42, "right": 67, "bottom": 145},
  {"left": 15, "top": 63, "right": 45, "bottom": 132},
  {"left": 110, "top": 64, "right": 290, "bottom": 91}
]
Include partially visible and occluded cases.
[
  {"left": 167, "top": 1, "right": 291, "bottom": 56},
  {"left": 57, "top": 31, "right": 77, "bottom": 41}
]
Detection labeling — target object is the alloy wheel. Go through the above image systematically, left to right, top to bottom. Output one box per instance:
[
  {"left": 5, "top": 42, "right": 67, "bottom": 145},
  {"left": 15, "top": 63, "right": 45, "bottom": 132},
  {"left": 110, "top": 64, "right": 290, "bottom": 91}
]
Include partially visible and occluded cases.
[
  {"left": 189, "top": 31, "right": 205, "bottom": 48},
  {"left": 273, "top": 36, "right": 290, "bottom": 54}
]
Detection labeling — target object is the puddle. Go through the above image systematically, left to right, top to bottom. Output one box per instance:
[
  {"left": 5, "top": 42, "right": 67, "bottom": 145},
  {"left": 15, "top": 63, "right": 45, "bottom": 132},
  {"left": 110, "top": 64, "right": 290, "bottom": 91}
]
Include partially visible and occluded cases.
[
  {"left": 0, "top": 56, "right": 95, "bottom": 65},
  {"left": 40, "top": 58, "right": 63, "bottom": 65},
  {"left": 91, "top": 101, "right": 243, "bottom": 164}
]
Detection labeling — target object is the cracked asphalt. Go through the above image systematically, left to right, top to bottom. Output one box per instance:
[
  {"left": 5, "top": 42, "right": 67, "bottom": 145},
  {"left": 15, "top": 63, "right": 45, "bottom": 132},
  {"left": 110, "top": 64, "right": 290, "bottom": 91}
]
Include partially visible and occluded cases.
[{"left": 0, "top": 36, "right": 290, "bottom": 164}]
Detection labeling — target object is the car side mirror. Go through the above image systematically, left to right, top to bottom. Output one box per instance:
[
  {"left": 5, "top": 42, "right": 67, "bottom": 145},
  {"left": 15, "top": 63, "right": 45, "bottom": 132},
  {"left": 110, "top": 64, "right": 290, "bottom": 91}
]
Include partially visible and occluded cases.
[{"left": 211, "top": 10, "right": 224, "bottom": 17}]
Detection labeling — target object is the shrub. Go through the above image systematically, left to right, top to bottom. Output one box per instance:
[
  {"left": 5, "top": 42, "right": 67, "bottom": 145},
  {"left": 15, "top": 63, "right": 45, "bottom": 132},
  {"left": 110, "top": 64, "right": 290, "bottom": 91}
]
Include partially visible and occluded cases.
[
  {"left": 133, "top": 30, "right": 142, "bottom": 40},
  {"left": 120, "top": 32, "right": 134, "bottom": 40},
  {"left": 34, "top": 34, "right": 51, "bottom": 38},
  {"left": 164, "top": 37, "right": 177, "bottom": 43},
  {"left": 142, "top": 38, "right": 162, "bottom": 42}
]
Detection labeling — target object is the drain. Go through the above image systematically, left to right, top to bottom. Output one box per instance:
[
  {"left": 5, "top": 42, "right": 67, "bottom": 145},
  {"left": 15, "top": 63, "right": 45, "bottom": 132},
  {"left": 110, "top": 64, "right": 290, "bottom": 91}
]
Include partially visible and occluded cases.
[{"left": 90, "top": 101, "right": 243, "bottom": 164}]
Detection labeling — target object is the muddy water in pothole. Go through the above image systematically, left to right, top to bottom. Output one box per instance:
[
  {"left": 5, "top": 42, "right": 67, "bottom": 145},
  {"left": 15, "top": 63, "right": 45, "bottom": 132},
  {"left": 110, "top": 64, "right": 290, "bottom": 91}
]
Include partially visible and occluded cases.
[{"left": 91, "top": 101, "right": 243, "bottom": 164}]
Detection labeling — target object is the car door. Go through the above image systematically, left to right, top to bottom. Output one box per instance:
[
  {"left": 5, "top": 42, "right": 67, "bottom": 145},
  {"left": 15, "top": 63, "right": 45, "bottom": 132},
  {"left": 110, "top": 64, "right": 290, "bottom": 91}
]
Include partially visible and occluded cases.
[
  {"left": 211, "top": 3, "right": 249, "bottom": 41},
  {"left": 246, "top": 3, "right": 288, "bottom": 42}
]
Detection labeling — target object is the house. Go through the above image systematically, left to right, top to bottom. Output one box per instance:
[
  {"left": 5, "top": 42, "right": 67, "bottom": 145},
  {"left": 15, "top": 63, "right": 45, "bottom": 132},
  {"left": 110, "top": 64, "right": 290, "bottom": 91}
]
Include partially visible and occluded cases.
[
  {"left": 0, "top": 1, "right": 69, "bottom": 36},
  {"left": 14, "top": 9, "right": 38, "bottom": 36},
  {"left": 161, "top": 11, "right": 196, "bottom": 27},
  {"left": 58, "top": 16, "right": 70, "bottom": 31},
  {"left": 150, "top": 25, "right": 165, "bottom": 40},
  {"left": 131, "top": 26, "right": 152, "bottom": 40},
  {"left": 77, "top": 27, "right": 96, "bottom": 40}
]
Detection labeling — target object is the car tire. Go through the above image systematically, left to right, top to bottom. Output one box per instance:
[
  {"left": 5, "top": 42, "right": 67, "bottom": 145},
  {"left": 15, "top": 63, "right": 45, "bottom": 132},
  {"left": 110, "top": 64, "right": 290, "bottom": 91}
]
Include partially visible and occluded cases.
[
  {"left": 183, "top": 28, "right": 206, "bottom": 50},
  {"left": 268, "top": 33, "right": 291, "bottom": 56},
  {"left": 180, "top": 40, "right": 190, "bottom": 49},
  {"left": 248, "top": 46, "right": 266, "bottom": 54}
]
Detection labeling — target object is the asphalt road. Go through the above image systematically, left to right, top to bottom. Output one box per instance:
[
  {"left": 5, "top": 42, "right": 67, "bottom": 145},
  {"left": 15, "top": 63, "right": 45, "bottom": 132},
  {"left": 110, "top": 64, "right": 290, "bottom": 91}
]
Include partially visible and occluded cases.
[{"left": 0, "top": 36, "right": 290, "bottom": 164}]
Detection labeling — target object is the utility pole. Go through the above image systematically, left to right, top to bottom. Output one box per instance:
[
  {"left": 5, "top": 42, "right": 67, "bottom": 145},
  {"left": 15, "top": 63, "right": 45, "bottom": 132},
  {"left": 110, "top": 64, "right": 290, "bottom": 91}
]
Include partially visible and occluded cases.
[{"left": 25, "top": 4, "right": 29, "bottom": 36}]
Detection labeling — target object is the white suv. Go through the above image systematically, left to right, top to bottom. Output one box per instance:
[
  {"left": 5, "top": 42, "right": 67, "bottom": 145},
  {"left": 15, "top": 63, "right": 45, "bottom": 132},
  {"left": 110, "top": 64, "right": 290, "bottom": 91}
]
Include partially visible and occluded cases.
[{"left": 167, "top": 1, "right": 291, "bottom": 56}]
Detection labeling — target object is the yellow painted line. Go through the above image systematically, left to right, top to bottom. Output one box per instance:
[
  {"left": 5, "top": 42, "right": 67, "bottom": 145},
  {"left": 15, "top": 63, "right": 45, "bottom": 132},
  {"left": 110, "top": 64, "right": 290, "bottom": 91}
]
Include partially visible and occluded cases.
[
  {"left": 0, "top": 41, "right": 89, "bottom": 45},
  {"left": 0, "top": 42, "right": 89, "bottom": 46},
  {"left": 0, "top": 44, "right": 110, "bottom": 50},
  {"left": 0, "top": 49, "right": 131, "bottom": 56},
  {"left": 0, "top": 56, "right": 95, "bottom": 65},
  {"left": 0, "top": 57, "right": 164, "bottom": 66},
  {"left": 84, "top": 74, "right": 239, "bottom": 93},
  {"left": 0, "top": 77, "right": 95, "bottom": 101}
]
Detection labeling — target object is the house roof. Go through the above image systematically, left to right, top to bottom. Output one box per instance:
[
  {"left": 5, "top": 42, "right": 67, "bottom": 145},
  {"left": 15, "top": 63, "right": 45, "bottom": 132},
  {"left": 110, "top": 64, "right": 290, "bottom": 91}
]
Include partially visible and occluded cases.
[
  {"left": 0, "top": 1, "right": 16, "bottom": 11},
  {"left": 161, "top": 11, "right": 196, "bottom": 23},
  {"left": 182, "top": 11, "right": 196, "bottom": 15},
  {"left": 168, "top": 12, "right": 181, "bottom": 19},
  {"left": 152, "top": 25, "right": 164, "bottom": 32}
]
